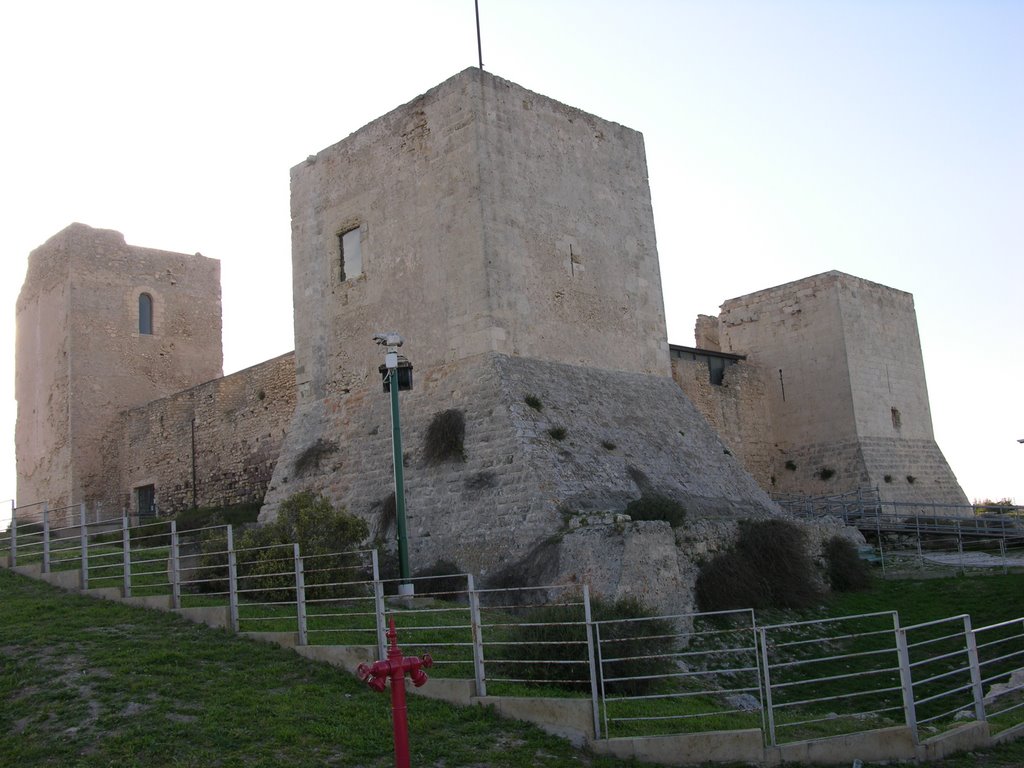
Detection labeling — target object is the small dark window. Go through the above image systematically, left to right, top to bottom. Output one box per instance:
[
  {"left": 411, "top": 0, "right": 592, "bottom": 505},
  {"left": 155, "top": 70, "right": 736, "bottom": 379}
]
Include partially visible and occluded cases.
[
  {"left": 339, "top": 227, "right": 362, "bottom": 281},
  {"left": 139, "top": 293, "right": 153, "bottom": 335},
  {"left": 708, "top": 357, "right": 726, "bottom": 386},
  {"left": 891, "top": 407, "right": 902, "bottom": 430},
  {"left": 136, "top": 485, "right": 156, "bottom": 517}
]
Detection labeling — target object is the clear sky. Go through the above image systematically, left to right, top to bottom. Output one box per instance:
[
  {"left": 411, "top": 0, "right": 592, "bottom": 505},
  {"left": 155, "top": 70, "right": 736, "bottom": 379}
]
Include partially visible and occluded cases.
[{"left": 1, "top": 0, "right": 1021, "bottom": 521}]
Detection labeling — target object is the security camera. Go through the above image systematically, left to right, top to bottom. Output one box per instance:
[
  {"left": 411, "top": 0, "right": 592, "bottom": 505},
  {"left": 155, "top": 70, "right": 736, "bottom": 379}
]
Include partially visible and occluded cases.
[{"left": 373, "top": 333, "right": 404, "bottom": 347}]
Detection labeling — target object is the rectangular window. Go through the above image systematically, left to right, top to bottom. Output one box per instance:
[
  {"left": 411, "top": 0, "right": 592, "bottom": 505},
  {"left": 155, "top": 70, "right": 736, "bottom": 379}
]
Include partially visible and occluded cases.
[{"left": 339, "top": 227, "right": 362, "bottom": 281}]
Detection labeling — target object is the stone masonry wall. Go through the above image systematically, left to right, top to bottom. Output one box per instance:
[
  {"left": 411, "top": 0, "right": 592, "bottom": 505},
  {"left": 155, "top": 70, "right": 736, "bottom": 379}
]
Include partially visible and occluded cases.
[
  {"left": 286, "top": 67, "right": 669, "bottom": 429},
  {"left": 16, "top": 223, "right": 224, "bottom": 512},
  {"left": 15, "top": 242, "right": 71, "bottom": 509},
  {"left": 714, "top": 271, "right": 968, "bottom": 506},
  {"left": 264, "top": 352, "right": 778, "bottom": 585},
  {"left": 112, "top": 353, "right": 295, "bottom": 515},
  {"left": 671, "top": 357, "right": 775, "bottom": 491}
]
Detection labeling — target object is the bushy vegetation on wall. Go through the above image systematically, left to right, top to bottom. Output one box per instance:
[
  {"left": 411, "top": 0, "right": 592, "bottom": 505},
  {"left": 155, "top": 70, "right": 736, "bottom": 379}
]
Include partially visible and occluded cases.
[{"left": 696, "top": 519, "right": 821, "bottom": 611}]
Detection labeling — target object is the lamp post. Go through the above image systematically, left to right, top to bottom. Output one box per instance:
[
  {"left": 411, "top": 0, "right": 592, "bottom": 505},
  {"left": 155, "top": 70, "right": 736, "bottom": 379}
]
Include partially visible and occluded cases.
[{"left": 374, "top": 333, "right": 414, "bottom": 597}]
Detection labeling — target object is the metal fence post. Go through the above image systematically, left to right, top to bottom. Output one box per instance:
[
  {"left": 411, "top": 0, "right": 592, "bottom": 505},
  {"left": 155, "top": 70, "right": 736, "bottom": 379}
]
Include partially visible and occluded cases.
[
  {"left": 41, "top": 503, "right": 51, "bottom": 574},
  {"left": 79, "top": 503, "right": 89, "bottom": 590},
  {"left": 9, "top": 504, "right": 17, "bottom": 567},
  {"left": 876, "top": 511, "right": 886, "bottom": 578},
  {"left": 916, "top": 514, "right": 924, "bottom": 569},
  {"left": 121, "top": 515, "right": 132, "bottom": 598},
  {"left": 1000, "top": 519, "right": 1008, "bottom": 575},
  {"left": 956, "top": 520, "right": 964, "bottom": 575},
  {"left": 169, "top": 521, "right": 181, "bottom": 610},
  {"left": 226, "top": 524, "right": 240, "bottom": 633},
  {"left": 294, "top": 544, "right": 308, "bottom": 646},
  {"left": 371, "top": 549, "right": 387, "bottom": 660},
  {"left": 467, "top": 573, "right": 487, "bottom": 698},
  {"left": 582, "top": 585, "right": 602, "bottom": 740},
  {"left": 963, "top": 616, "right": 986, "bottom": 722},
  {"left": 894, "top": 618, "right": 919, "bottom": 744},
  {"left": 595, "top": 621, "right": 611, "bottom": 739},
  {"left": 759, "top": 627, "right": 777, "bottom": 747}
]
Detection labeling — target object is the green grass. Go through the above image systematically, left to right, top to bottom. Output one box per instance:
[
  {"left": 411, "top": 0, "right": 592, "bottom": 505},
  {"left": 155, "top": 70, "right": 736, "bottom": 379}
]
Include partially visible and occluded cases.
[
  {"left": 5, "top": 567, "right": 1024, "bottom": 766},
  {"left": 0, "top": 568, "right": 652, "bottom": 768}
]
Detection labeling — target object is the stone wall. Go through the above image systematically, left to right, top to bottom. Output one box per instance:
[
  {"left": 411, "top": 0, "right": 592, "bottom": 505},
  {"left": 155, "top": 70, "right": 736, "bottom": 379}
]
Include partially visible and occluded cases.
[
  {"left": 286, "top": 67, "right": 668, "bottom": 424},
  {"left": 16, "top": 224, "right": 223, "bottom": 510},
  {"left": 15, "top": 243, "right": 71, "bottom": 510},
  {"left": 264, "top": 352, "right": 778, "bottom": 588},
  {"left": 112, "top": 353, "right": 295, "bottom": 515},
  {"left": 671, "top": 357, "right": 775, "bottom": 490}
]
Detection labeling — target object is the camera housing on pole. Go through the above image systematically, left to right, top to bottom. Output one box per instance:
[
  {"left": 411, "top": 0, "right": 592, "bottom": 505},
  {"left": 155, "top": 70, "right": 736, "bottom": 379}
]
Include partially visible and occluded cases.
[{"left": 374, "top": 332, "right": 414, "bottom": 596}]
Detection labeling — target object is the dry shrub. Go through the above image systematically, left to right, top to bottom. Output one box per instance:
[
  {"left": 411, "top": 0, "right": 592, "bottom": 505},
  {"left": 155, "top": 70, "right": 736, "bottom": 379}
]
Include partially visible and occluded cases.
[
  {"left": 423, "top": 409, "right": 466, "bottom": 464},
  {"left": 696, "top": 519, "right": 821, "bottom": 612},
  {"left": 823, "top": 536, "right": 871, "bottom": 592},
  {"left": 695, "top": 550, "right": 771, "bottom": 611},
  {"left": 497, "top": 597, "right": 676, "bottom": 695}
]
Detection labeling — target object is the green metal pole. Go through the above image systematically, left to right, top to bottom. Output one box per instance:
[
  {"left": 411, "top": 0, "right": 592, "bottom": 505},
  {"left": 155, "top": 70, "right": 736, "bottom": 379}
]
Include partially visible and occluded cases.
[{"left": 389, "top": 369, "right": 411, "bottom": 587}]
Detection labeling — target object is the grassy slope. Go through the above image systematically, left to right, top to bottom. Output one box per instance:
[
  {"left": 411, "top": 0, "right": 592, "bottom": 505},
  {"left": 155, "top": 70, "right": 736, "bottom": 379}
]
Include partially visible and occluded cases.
[
  {"left": 3, "top": 568, "right": 1024, "bottom": 767},
  {"left": 0, "top": 569, "right": 641, "bottom": 768}
]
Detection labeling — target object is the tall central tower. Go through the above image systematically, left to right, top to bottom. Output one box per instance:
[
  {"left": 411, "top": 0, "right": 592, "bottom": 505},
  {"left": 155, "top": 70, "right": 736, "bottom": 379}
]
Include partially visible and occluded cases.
[{"left": 264, "top": 68, "right": 775, "bottom": 575}]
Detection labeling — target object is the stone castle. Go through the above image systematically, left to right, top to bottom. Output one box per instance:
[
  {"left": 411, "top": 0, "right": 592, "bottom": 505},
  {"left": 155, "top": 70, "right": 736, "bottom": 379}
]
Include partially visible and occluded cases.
[{"left": 15, "top": 69, "right": 967, "bottom": 603}]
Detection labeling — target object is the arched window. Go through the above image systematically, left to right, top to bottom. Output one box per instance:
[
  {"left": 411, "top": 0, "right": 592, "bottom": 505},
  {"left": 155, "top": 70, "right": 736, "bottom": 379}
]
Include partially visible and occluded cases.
[{"left": 139, "top": 293, "right": 153, "bottom": 335}]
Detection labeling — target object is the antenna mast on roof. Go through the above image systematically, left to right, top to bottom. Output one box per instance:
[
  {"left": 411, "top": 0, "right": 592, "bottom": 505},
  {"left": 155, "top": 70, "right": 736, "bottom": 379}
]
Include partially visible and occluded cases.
[{"left": 475, "top": 0, "right": 484, "bottom": 69}]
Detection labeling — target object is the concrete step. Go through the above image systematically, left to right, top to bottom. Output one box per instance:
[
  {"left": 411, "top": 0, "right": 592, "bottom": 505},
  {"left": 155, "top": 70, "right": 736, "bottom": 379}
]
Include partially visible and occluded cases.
[
  {"left": 122, "top": 594, "right": 174, "bottom": 611},
  {"left": 175, "top": 605, "right": 232, "bottom": 630},
  {"left": 240, "top": 631, "right": 300, "bottom": 648},
  {"left": 294, "top": 644, "right": 378, "bottom": 675}
]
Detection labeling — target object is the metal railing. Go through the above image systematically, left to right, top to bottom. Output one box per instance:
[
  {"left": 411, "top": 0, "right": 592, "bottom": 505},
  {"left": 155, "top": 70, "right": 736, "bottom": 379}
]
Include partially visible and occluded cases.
[
  {"left": 6, "top": 500, "right": 1024, "bottom": 747},
  {"left": 595, "top": 608, "right": 761, "bottom": 739},
  {"left": 759, "top": 611, "right": 904, "bottom": 745}
]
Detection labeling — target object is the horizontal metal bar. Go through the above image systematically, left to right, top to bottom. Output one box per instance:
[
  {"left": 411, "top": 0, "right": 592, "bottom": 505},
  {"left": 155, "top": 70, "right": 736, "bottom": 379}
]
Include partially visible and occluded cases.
[
  {"left": 760, "top": 611, "right": 896, "bottom": 632},
  {"left": 769, "top": 645, "right": 895, "bottom": 671},
  {"left": 770, "top": 665, "right": 899, "bottom": 690},
  {"left": 914, "top": 681, "right": 974, "bottom": 707},
  {"left": 772, "top": 685, "right": 902, "bottom": 710}
]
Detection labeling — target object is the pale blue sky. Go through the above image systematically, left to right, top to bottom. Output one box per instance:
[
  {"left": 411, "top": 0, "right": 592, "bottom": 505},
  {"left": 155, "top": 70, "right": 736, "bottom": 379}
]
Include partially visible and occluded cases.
[{"left": 1, "top": 1, "right": 1020, "bottom": 520}]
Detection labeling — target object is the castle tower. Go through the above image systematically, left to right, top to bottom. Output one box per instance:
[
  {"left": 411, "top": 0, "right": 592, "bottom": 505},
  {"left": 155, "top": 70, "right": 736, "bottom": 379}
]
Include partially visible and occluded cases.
[
  {"left": 264, "top": 69, "right": 776, "bottom": 575},
  {"left": 15, "top": 223, "right": 223, "bottom": 515},
  {"left": 714, "top": 271, "right": 968, "bottom": 505}
]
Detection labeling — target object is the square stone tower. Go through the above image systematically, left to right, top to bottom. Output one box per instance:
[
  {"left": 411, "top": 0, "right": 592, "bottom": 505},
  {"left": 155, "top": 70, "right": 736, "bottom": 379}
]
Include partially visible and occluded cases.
[
  {"left": 288, "top": 67, "right": 669, "bottom": 408},
  {"left": 15, "top": 223, "right": 223, "bottom": 514},
  {"left": 715, "top": 271, "right": 967, "bottom": 505}
]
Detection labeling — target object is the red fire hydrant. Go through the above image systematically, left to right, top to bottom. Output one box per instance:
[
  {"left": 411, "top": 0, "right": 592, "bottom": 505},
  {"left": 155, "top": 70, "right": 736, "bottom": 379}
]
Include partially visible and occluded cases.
[{"left": 357, "top": 617, "right": 432, "bottom": 768}]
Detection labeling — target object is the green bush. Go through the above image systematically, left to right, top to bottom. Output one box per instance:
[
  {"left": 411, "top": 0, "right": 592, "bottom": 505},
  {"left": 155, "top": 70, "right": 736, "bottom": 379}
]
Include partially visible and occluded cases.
[
  {"left": 524, "top": 394, "right": 543, "bottom": 411},
  {"left": 423, "top": 409, "right": 466, "bottom": 463},
  {"left": 547, "top": 426, "right": 567, "bottom": 441},
  {"left": 234, "top": 492, "right": 369, "bottom": 602},
  {"left": 624, "top": 495, "right": 686, "bottom": 528},
  {"left": 176, "top": 502, "right": 262, "bottom": 530},
  {"left": 695, "top": 519, "right": 821, "bottom": 612},
  {"left": 823, "top": 536, "right": 871, "bottom": 592},
  {"left": 496, "top": 597, "right": 676, "bottom": 695}
]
